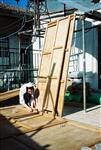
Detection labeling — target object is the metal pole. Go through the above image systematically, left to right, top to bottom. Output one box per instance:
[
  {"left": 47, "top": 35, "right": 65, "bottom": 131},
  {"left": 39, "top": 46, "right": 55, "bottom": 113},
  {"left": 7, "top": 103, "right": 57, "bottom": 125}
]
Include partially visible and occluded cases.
[
  {"left": 36, "top": 0, "right": 41, "bottom": 48},
  {"left": 64, "top": 4, "right": 66, "bottom": 16},
  {"left": 81, "top": 15, "right": 86, "bottom": 112},
  {"left": 18, "top": 34, "right": 21, "bottom": 87}
]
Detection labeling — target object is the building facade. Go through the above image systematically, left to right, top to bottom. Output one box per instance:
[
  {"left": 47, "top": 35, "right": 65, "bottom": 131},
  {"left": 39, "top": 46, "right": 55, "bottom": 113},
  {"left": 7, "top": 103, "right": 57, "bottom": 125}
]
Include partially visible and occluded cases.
[
  {"left": 0, "top": 3, "right": 40, "bottom": 92},
  {"left": 68, "top": 18, "right": 101, "bottom": 90}
]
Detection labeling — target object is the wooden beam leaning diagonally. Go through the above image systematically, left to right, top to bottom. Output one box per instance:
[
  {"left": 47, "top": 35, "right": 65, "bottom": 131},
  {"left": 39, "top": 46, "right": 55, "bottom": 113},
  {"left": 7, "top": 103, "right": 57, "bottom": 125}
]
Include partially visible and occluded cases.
[{"left": 57, "top": 14, "right": 76, "bottom": 117}]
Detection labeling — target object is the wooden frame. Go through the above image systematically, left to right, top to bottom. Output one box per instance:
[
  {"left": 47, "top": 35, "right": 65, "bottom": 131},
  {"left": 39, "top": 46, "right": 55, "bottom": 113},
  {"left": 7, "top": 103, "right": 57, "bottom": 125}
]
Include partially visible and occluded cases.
[
  {"left": 36, "top": 15, "right": 76, "bottom": 116},
  {"left": 43, "top": 16, "right": 71, "bottom": 115}
]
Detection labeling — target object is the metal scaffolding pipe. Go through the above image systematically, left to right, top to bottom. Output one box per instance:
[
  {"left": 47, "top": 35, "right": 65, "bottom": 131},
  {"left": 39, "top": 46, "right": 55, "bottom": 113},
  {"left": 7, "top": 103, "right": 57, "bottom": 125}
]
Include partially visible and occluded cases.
[
  {"left": 81, "top": 15, "right": 86, "bottom": 112},
  {"left": 18, "top": 34, "right": 21, "bottom": 87}
]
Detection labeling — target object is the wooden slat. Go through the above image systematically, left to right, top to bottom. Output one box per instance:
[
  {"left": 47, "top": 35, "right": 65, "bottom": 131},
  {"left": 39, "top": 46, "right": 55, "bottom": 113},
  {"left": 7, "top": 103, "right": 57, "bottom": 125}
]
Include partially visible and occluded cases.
[
  {"left": 57, "top": 14, "right": 76, "bottom": 117},
  {"left": 48, "top": 20, "right": 57, "bottom": 27},
  {"left": 53, "top": 46, "right": 63, "bottom": 50},
  {"left": 42, "top": 52, "right": 51, "bottom": 55},
  {"left": 0, "top": 89, "right": 19, "bottom": 102},
  {"left": 0, "top": 105, "right": 17, "bottom": 110}
]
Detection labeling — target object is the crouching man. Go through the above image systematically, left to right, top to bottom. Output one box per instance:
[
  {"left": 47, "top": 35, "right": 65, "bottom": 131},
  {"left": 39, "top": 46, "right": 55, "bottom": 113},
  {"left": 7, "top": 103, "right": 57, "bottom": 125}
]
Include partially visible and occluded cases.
[{"left": 19, "top": 82, "right": 38, "bottom": 113}]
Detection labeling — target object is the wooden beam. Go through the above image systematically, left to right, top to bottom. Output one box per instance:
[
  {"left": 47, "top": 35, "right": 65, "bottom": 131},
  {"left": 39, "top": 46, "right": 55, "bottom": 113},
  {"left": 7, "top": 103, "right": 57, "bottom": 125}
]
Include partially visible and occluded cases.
[
  {"left": 0, "top": 89, "right": 19, "bottom": 102},
  {"left": 0, "top": 105, "right": 17, "bottom": 110}
]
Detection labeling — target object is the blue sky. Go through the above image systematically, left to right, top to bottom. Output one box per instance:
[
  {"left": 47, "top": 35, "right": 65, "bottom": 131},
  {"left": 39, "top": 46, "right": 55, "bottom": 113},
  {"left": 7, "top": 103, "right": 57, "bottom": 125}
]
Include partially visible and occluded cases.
[
  {"left": 0, "top": 0, "right": 28, "bottom": 8},
  {"left": 0, "top": 0, "right": 64, "bottom": 12},
  {"left": 0, "top": 0, "right": 100, "bottom": 12}
]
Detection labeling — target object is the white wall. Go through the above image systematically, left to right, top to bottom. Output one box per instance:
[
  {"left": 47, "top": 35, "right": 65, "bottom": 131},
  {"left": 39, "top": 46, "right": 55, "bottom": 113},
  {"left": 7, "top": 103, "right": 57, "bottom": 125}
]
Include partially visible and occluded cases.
[{"left": 69, "top": 19, "right": 98, "bottom": 89}]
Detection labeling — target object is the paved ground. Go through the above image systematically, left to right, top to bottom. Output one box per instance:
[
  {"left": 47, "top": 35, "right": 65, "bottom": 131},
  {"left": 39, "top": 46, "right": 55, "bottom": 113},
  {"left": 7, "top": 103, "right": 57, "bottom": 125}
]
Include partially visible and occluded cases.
[{"left": 63, "top": 104, "right": 101, "bottom": 128}]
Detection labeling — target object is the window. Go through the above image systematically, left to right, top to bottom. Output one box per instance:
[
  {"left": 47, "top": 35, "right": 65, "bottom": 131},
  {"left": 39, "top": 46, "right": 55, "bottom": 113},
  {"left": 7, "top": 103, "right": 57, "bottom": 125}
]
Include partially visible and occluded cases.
[
  {"left": 20, "top": 36, "right": 31, "bottom": 47},
  {"left": 0, "top": 38, "right": 9, "bottom": 57}
]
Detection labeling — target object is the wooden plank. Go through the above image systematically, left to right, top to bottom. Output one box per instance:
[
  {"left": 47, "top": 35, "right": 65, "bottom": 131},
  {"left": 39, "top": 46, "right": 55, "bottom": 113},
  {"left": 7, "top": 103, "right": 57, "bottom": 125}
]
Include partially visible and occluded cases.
[
  {"left": 57, "top": 14, "right": 76, "bottom": 117},
  {"left": 48, "top": 20, "right": 57, "bottom": 27},
  {"left": 53, "top": 46, "right": 63, "bottom": 49},
  {"left": 42, "top": 52, "right": 51, "bottom": 55},
  {"left": 0, "top": 89, "right": 19, "bottom": 102},
  {"left": 0, "top": 105, "right": 17, "bottom": 110},
  {"left": 0, "top": 106, "right": 100, "bottom": 150},
  {"left": 0, "top": 112, "right": 67, "bottom": 139},
  {"left": 18, "top": 115, "right": 67, "bottom": 130},
  {"left": 18, "top": 119, "right": 67, "bottom": 136},
  {"left": 15, "top": 122, "right": 101, "bottom": 150}
]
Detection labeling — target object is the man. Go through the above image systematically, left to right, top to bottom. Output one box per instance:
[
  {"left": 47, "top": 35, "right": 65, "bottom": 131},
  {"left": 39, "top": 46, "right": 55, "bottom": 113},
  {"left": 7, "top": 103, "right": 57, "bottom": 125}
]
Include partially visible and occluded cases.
[{"left": 19, "top": 82, "right": 37, "bottom": 112}]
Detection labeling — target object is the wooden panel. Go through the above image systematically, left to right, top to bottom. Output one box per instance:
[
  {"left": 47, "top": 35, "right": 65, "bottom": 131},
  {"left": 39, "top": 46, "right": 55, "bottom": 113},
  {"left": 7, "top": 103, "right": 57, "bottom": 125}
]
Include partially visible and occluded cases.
[
  {"left": 57, "top": 14, "right": 76, "bottom": 117},
  {"left": 37, "top": 15, "right": 76, "bottom": 115},
  {"left": 42, "top": 16, "right": 71, "bottom": 114},
  {"left": 36, "top": 21, "right": 57, "bottom": 110},
  {"left": 39, "top": 21, "right": 57, "bottom": 76},
  {"left": 42, "top": 21, "right": 57, "bottom": 53},
  {"left": 39, "top": 54, "right": 52, "bottom": 76},
  {"left": 0, "top": 106, "right": 66, "bottom": 139},
  {"left": 17, "top": 122, "right": 101, "bottom": 150}
]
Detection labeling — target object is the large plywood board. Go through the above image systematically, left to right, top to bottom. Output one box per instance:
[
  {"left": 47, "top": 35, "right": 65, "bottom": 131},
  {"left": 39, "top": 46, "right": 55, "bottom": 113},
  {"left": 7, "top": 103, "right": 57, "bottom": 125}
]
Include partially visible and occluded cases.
[
  {"left": 57, "top": 14, "right": 76, "bottom": 117},
  {"left": 36, "top": 15, "right": 75, "bottom": 116},
  {"left": 43, "top": 17, "right": 71, "bottom": 114},
  {"left": 36, "top": 21, "right": 57, "bottom": 110},
  {"left": 0, "top": 105, "right": 66, "bottom": 139},
  {"left": 15, "top": 122, "right": 101, "bottom": 150}
]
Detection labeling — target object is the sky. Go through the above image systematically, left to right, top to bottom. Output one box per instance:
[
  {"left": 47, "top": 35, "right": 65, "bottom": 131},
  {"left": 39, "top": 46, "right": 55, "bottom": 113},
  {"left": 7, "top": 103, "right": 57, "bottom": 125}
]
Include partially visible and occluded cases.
[
  {"left": 0, "top": 0, "right": 28, "bottom": 8},
  {"left": 0, "top": 0, "right": 64, "bottom": 12},
  {"left": 0, "top": 0, "right": 100, "bottom": 13}
]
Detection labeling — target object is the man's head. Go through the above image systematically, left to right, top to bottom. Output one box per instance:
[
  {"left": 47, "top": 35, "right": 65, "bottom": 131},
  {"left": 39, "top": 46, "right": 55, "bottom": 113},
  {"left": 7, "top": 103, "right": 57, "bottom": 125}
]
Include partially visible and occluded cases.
[
  {"left": 26, "top": 82, "right": 34, "bottom": 95},
  {"left": 27, "top": 87, "right": 33, "bottom": 95}
]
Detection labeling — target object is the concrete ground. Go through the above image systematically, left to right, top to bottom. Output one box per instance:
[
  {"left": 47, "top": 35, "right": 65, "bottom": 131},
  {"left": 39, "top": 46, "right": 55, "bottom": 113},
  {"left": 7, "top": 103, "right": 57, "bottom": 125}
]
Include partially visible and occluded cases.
[{"left": 63, "top": 103, "right": 101, "bottom": 128}]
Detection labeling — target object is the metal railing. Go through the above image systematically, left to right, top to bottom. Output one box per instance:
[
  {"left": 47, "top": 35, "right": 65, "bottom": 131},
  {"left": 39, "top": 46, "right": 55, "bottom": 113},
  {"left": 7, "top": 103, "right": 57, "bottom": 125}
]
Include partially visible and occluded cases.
[{"left": 0, "top": 49, "right": 41, "bottom": 92}]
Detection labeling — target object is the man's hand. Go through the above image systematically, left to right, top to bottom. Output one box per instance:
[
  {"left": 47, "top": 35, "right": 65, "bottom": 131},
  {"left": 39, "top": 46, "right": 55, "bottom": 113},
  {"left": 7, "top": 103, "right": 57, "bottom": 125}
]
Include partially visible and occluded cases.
[{"left": 28, "top": 107, "right": 33, "bottom": 113}]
